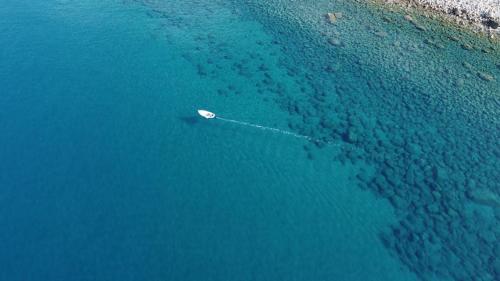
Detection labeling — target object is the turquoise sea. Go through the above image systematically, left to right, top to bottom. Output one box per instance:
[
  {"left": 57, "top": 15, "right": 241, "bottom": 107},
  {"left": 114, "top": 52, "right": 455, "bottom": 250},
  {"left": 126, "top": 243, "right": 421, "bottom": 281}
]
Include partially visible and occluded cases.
[{"left": 1, "top": 0, "right": 498, "bottom": 280}]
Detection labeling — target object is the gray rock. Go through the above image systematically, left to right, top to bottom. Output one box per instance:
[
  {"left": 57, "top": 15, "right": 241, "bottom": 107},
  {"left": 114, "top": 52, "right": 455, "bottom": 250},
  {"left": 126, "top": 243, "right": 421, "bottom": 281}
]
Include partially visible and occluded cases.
[
  {"left": 325, "top": 12, "right": 342, "bottom": 24},
  {"left": 404, "top": 14, "right": 414, "bottom": 22},
  {"left": 483, "top": 18, "right": 499, "bottom": 29},
  {"left": 374, "top": 30, "right": 388, "bottom": 38},
  {"left": 328, "top": 38, "right": 342, "bottom": 46},
  {"left": 462, "top": 43, "right": 474, "bottom": 50},
  {"left": 462, "top": 61, "right": 473, "bottom": 70},
  {"left": 477, "top": 71, "right": 495, "bottom": 81},
  {"left": 467, "top": 188, "right": 500, "bottom": 208}
]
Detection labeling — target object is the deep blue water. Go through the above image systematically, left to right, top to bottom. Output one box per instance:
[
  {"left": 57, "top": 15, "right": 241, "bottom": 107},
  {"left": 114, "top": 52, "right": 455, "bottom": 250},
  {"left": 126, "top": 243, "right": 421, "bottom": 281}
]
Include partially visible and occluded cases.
[{"left": 1, "top": 0, "right": 498, "bottom": 280}]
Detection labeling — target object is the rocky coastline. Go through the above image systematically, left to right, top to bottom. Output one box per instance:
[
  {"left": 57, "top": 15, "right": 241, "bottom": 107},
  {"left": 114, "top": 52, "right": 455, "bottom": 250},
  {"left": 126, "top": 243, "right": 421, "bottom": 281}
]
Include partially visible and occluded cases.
[{"left": 379, "top": 0, "right": 500, "bottom": 36}]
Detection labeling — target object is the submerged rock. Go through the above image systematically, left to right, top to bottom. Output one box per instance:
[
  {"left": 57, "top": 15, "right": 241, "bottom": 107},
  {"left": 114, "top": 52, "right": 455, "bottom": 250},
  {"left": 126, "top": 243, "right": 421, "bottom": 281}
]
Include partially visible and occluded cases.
[
  {"left": 326, "top": 12, "right": 343, "bottom": 24},
  {"left": 404, "top": 14, "right": 414, "bottom": 22},
  {"left": 404, "top": 14, "right": 426, "bottom": 31},
  {"left": 483, "top": 18, "right": 499, "bottom": 29},
  {"left": 414, "top": 24, "right": 426, "bottom": 31},
  {"left": 374, "top": 30, "right": 389, "bottom": 38},
  {"left": 328, "top": 38, "right": 342, "bottom": 46},
  {"left": 462, "top": 43, "right": 473, "bottom": 50},
  {"left": 462, "top": 61, "right": 473, "bottom": 70},
  {"left": 477, "top": 72, "right": 495, "bottom": 81},
  {"left": 455, "top": 78, "right": 465, "bottom": 87},
  {"left": 345, "top": 128, "right": 358, "bottom": 143},
  {"left": 432, "top": 166, "right": 448, "bottom": 181},
  {"left": 467, "top": 188, "right": 500, "bottom": 208}
]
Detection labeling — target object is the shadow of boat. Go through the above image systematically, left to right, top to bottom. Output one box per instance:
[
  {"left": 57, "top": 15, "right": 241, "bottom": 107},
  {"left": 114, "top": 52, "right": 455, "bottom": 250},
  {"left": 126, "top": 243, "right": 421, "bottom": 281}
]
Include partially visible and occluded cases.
[{"left": 178, "top": 116, "right": 199, "bottom": 126}]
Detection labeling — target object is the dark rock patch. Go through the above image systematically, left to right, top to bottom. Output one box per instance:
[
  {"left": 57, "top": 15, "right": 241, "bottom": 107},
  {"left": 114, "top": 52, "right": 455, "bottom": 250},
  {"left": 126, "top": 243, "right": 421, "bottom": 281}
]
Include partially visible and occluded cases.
[{"left": 483, "top": 18, "right": 499, "bottom": 29}]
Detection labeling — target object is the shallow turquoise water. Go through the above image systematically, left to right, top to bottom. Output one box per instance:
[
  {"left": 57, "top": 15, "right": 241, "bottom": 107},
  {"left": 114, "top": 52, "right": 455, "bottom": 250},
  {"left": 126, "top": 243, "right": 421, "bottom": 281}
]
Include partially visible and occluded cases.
[{"left": 0, "top": 0, "right": 498, "bottom": 280}]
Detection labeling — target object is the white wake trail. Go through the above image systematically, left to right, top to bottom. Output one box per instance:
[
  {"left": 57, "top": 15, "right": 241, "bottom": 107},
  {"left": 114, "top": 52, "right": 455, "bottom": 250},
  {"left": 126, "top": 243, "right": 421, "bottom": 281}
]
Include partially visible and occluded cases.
[
  {"left": 197, "top": 109, "right": 338, "bottom": 145},
  {"left": 216, "top": 116, "right": 318, "bottom": 142}
]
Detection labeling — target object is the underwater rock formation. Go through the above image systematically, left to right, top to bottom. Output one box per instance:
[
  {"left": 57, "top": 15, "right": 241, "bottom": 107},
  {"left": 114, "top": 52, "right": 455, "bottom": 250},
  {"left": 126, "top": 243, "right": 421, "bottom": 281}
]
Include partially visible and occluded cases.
[
  {"left": 136, "top": 0, "right": 500, "bottom": 280},
  {"left": 226, "top": 1, "right": 499, "bottom": 280},
  {"left": 326, "top": 12, "right": 343, "bottom": 24}
]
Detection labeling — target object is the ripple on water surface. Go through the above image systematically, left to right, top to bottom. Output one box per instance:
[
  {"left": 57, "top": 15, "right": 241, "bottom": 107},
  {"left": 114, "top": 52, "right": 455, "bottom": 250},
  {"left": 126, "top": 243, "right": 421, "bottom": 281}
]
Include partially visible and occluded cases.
[
  {"left": 1, "top": 0, "right": 499, "bottom": 280},
  {"left": 137, "top": 0, "right": 500, "bottom": 279},
  {"left": 219, "top": 0, "right": 499, "bottom": 280}
]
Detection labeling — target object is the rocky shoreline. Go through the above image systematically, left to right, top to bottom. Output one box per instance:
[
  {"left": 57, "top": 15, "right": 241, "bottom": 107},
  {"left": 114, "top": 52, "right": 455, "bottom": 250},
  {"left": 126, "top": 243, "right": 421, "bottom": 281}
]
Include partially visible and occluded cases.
[{"left": 380, "top": 0, "right": 500, "bottom": 36}]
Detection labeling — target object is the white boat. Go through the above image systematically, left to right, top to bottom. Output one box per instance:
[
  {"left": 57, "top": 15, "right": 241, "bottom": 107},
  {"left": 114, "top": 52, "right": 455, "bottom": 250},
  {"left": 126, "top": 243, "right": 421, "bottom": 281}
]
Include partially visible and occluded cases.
[{"left": 197, "top": 109, "right": 216, "bottom": 119}]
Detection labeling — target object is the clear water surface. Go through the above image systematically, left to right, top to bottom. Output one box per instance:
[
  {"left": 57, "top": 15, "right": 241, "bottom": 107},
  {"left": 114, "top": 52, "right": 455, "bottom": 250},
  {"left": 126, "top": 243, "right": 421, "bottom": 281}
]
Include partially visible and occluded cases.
[{"left": 0, "top": 0, "right": 498, "bottom": 281}]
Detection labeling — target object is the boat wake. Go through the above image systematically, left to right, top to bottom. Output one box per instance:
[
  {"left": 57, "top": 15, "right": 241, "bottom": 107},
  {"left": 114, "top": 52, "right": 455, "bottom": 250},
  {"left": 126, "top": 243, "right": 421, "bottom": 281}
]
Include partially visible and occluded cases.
[
  {"left": 197, "top": 109, "right": 337, "bottom": 145},
  {"left": 216, "top": 116, "right": 337, "bottom": 145},
  {"left": 216, "top": 116, "right": 312, "bottom": 140}
]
